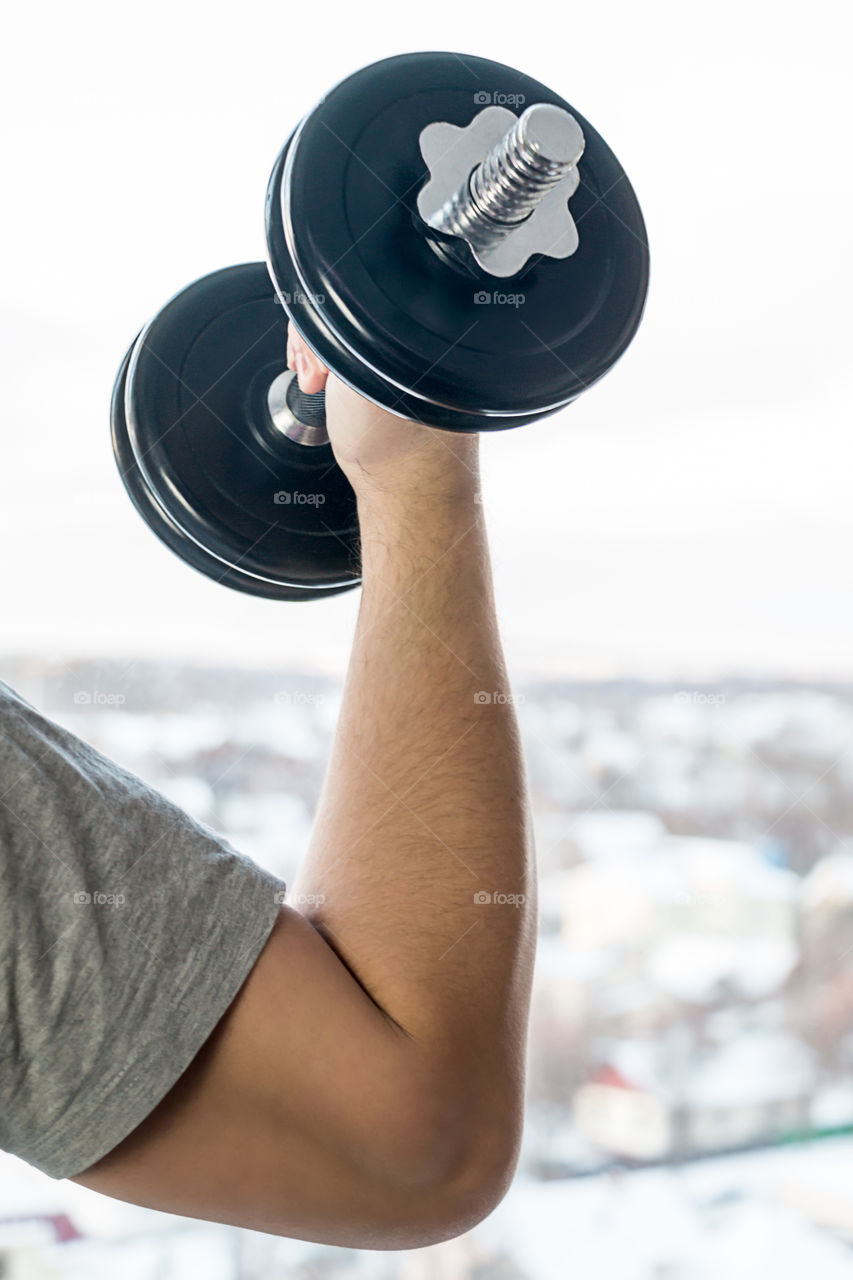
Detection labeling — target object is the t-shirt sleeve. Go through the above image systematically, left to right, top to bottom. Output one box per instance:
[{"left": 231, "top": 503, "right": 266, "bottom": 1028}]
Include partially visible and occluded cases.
[{"left": 0, "top": 680, "right": 288, "bottom": 1180}]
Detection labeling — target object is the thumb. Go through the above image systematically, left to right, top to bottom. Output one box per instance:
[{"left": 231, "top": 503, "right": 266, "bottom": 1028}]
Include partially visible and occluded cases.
[{"left": 286, "top": 322, "right": 328, "bottom": 395}]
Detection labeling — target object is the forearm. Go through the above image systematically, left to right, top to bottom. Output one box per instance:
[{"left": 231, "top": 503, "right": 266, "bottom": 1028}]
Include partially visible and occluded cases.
[{"left": 290, "top": 450, "right": 536, "bottom": 1086}]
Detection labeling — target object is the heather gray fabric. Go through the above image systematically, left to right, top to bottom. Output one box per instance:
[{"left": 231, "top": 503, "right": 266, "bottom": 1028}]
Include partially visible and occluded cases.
[{"left": 0, "top": 679, "right": 287, "bottom": 1180}]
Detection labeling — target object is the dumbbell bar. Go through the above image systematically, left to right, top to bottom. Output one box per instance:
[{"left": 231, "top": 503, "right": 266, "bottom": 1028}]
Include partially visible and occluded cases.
[{"left": 112, "top": 51, "right": 649, "bottom": 600}]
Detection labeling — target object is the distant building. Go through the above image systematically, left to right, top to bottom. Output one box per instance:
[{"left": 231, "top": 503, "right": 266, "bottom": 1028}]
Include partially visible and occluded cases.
[
  {"left": 572, "top": 1032, "right": 817, "bottom": 1160},
  {"left": 573, "top": 1064, "right": 672, "bottom": 1160}
]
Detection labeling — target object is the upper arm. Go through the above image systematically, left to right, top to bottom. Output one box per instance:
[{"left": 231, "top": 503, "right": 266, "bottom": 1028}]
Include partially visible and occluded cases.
[{"left": 69, "top": 906, "right": 498, "bottom": 1249}]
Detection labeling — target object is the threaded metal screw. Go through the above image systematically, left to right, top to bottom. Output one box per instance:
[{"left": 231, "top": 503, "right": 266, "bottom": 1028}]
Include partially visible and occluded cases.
[{"left": 427, "top": 103, "right": 585, "bottom": 260}]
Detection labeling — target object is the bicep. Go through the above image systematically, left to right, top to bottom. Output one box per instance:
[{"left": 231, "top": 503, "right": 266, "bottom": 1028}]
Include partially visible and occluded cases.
[{"left": 70, "top": 906, "right": 467, "bottom": 1249}]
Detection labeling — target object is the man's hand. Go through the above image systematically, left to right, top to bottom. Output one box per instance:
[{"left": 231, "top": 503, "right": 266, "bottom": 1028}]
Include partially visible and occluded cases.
[{"left": 286, "top": 322, "right": 480, "bottom": 505}]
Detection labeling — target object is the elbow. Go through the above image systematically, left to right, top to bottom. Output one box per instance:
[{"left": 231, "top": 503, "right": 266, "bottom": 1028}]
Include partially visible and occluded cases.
[
  {"left": 376, "top": 1098, "right": 524, "bottom": 1249},
  {"left": 425, "top": 1123, "right": 521, "bottom": 1246}
]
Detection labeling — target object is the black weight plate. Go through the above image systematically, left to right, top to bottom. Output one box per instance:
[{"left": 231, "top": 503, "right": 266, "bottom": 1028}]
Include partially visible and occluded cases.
[
  {"left": 266, "top": 51, "right": 649, "bottom": 432},
  {"left": 114, "top": 263, "right": 361, "bottom": 599},
  {"left": 112, "top": 338, "right": 353, "bottom": 600}
]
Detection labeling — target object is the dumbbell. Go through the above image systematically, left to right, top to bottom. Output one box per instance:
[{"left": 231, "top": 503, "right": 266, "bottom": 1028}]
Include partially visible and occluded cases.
[{"left": 111, "top": 51, "right": 649, "bottom": 601}]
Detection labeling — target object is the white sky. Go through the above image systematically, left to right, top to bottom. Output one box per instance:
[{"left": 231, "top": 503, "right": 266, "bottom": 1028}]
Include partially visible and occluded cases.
[{"left": 0, "top": 0, "right": 850, "bottom": 681}]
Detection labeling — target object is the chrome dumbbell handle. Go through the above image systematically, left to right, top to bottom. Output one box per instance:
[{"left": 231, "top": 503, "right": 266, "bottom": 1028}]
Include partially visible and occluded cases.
[{"left": 267, "top": 369, "right": 329, "bottom": 447}]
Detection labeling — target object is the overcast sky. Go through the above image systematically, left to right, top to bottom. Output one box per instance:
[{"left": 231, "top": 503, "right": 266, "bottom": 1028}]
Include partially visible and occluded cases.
[{"left": 1, "top": 0, "right": 849, "bottom": 681}]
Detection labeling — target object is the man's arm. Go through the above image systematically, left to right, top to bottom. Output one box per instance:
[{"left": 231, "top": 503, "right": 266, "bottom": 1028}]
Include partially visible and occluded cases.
[
  {"left": 71, "top": 341, "right": 536, "bottom": 1249},
  {"left": 289, "top": 369, "right": 537, "bottom": 1143}
]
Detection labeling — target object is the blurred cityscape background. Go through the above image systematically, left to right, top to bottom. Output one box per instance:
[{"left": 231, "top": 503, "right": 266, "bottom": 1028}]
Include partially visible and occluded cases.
[{"left": 2, "top": 656, "right": 852, "bottom": 1277}]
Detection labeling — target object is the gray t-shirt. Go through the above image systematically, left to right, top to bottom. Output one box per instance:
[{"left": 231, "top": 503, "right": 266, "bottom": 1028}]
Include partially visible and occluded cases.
[{"left": 0, "top": 678, "right": 287, "bottom": 1180}]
